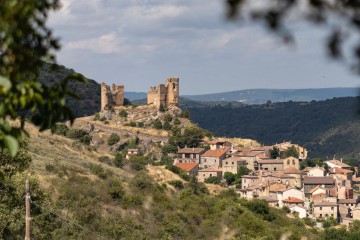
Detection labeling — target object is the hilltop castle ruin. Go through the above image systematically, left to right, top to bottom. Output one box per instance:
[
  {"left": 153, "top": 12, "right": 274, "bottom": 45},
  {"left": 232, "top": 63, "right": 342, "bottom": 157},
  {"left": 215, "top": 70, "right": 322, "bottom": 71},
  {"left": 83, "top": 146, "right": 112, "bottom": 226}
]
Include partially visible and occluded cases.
[
  {"left": 147, "top": 77, "right": 179, "bottom": 108},
  {"left": 101, "top": 82, "right": 124, "bottom": 111}
]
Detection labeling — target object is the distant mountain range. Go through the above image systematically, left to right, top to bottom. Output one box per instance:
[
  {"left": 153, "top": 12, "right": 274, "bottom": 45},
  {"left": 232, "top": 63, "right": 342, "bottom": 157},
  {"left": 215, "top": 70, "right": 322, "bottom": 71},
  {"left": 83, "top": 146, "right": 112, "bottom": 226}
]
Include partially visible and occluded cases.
[{"left": 126, "top": 88, "right": 359, "bottom": 104}]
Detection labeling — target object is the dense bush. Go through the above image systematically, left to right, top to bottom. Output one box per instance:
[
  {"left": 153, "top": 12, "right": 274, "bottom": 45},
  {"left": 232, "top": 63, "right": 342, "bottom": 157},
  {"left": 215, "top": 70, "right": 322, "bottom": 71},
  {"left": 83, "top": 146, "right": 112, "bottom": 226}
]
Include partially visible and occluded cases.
[
  {"left": 119, "top": 109, "right": 128, "bottom": 118},
  {"left": 164, "top": 113, "right": 173, "bottom": 122},
  {"left": 153, "top": 119, "right": 163, "bottom": 129},
  {"left": 163, "top": 121, "right": 172, "bottom": 130},
  {"left": 55, "top": 123, "right": 69, "bottom": 136},
  {"left": 67, "top": 128, "right": 88, "bottom": 139},
  {"left": 107, "top": 133, "right": 120, "bottom": 146},
  {"left": 114, "top": 153, "right": 124, "bottom": 168},
  {"left": 204, "top": 176, "right": 221, "bottom": 184},
  {"left": 109, "top": 179, "right": 125, "bottom": 200},
  {"left": 168, "top": 180, "right": 184, "bottom": 190}
]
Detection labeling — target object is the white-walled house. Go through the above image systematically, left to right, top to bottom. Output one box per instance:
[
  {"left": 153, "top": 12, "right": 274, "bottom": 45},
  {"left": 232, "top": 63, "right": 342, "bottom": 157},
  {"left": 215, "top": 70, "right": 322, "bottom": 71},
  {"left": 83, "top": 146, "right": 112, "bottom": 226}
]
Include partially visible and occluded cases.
[{"left": 290, "top": 205, "right": 307, "bottom": 219}]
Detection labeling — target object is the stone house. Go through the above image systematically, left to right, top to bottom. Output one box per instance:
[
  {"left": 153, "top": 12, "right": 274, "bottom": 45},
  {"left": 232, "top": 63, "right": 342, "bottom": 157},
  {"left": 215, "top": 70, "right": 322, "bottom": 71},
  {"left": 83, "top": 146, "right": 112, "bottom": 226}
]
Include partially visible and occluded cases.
[
  {"left": 208, "top": 140, "right": 232, "bottom": 150},
  {"left": 273, "top": 142, "right": 308, "bottom": 159},
  {"left": 174, "top": 147, "right": 206, "bottom": 164},
  {"left": 199, "top": 148, "right": 228, "bottom": 168},
  {"left": 126, "top": 149, "right": 139, "bottom": 160},
  {"left": 234, "top": 151, "right": 266, "bottom": 171},
  {"left": 283, "top": 156, "right": 300, "bottom": 170},
  {"left": 222, "top": 157, "right": 247, "bottom": 174},
  {"left": 254, "top": 159, "right": 284, "bottom": 171},
  {"left": 325, "top": 159, "right": 351, "bottom": 170},
  {"left": 174, "top": 162, "right": 199, "bottom": 175},
  {"left": 303, "top": 166, "right": 325, "bottom": 177},
  {"left": 198, "top": 167, "right": 222, "bottom": 183},
  {"left": 283, "top": 167, "right": 302, "bottom": 188},
  {"left": 329, "top": 167, "right": 353, "bottom": 181},
  {"left": 241, "top": 175, "right": 260, "bottom": 189},
  {"left": 303, "top": 176, "right": 335, "bottom": 195},
  {"left": 308, "top": 185, "right": 327, "bottom": 202},
  {"left": 257, "top": 196, "right": 278, "bottom": 207},
  {"left": 283, "top": 197, "right": 305, "bottom": 208},
  {"left": 313, "top": 201, "right": 338, "bottom": 219},
  {"left": 290, "top": 205, "right": 307, "bottom": 219},
  {"left": 353, "top": 206, "right": 360, "bottom": 220}
]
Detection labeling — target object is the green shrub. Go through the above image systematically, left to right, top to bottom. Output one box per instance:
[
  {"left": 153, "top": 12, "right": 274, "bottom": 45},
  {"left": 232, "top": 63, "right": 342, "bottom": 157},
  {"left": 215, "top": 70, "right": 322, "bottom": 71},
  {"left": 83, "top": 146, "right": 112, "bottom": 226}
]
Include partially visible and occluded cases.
[
  {"left": 159, "top": 103, "right": 166, "bottom": 112},
  {"left": 119, "top": 109, "right": 128, "bottom": 118},
  {"left": 180, "top": 110, "right": 190, "bottom": 118},
  {"left": 93, "top": 112, "right": 100, "bottom": 121},
  {"left": 164, "top": 113, "right": 173, "bottom": 122},
  {"left": 173, "top": 117, "right": 181, "bottom": 125},
  {"left": 153, "top": 119, "right": 163, "bottom": 129},
  {"left": 104, "top": 120, "right": 109, "bottom": 124},
  {"left": 129, "top": 121, "right": 137, "bottom": 127},
  {"left": 163, "top": 121, "right": 171, "bottom": 130},
  {"left": 137, "top": 122, "right": 144, "bottom": 127},
  {"left": 55, "top": 123, "right": 69, "bottom": 136},
  {"left": 67, "top": 128, "right": 88, "bottom": 139},
  {"left": 107, "top": 133, "right": 120, "bottom": 146},
  {"left": 79, "top": 134, "right": 92, "bottom": 145},
  {"left": 161, "top": 144, "right": 178, "bottom": 154},
  {"left": 114, "top": 153, "right": 124, "bottom": 168},
  {"left": 98, "top": 156, "right": 112, "bottom": 165},
  {"left": 45, "top": 163, "right": 56, "bottom": 173},
  {"left": 88, "top": 163, "right": 109, "bottom": 179},
  {"left": 131, "top": 172, "right": 153, "bottom": 191},
  {"left": 224, "top": 172, "right": 236, "bottom": 185},
  {"left": 204, "top": 176, "right": 220, "bottom": 184},
  {"left": 109, "top": 179, "right": 125, "bottom": 200},
  {"left": 168, "top": 180, "right": 184, "bottom": 190},
  {"left": 282, "top": 205, "right": 290, "bottom": 213},
  {"left": 323, "top": 217, "right": 337, "bottom": 228}
]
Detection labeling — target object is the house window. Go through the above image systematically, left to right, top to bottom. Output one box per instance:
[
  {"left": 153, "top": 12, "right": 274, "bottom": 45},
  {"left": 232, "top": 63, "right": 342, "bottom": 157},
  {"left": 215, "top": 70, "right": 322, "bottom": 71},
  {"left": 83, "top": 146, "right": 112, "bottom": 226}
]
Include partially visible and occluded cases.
[
  {"left": 287, "top": 160, "right": 290, "bottom": 165},
  {"left": 292, "top": 160, "right": 295, "bottom": 165},
  {"left": 226, "top": 162, "right": 228, "bottom": 165},
  {"left": 232, "top": 162, "right": 234, "bottom": 165},
  {"left": 274, "top": 168, "right": 277, "bottom": 171},
  {"left": 210, "top": 174, "right": 212, "bottom": 177},
  {"left": 320, "top": 207, "right": 322, "bottom": 210},
  {"left": 331, "top": 207, "right": 334, "bottom": 210},
  {"left": 320, "top": 214, "right": 322, "bottom": 217},
  {"left": 325, "top": 214, "right": 328, "bottom": 217},
  {"left": 331, "top": 214, "right": 334, "bottom": 217}
]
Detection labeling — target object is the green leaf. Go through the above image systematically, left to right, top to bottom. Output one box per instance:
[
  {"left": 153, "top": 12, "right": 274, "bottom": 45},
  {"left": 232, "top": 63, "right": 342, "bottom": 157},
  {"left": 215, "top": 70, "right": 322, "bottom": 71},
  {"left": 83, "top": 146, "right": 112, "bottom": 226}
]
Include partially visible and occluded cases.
[
  {"left": 0, "top": 76, "right": 12, "bottom": 92},
  {"left": 4, "top": 135, "right": 19, "bottom": 157}
]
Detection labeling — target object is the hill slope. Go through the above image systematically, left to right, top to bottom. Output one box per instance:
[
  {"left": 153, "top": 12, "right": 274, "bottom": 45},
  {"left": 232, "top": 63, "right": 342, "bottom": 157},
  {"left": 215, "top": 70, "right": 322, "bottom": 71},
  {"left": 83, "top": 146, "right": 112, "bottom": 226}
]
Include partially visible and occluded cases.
[{"left": 189, "top": 97, "right": 360, "bottom": 158}]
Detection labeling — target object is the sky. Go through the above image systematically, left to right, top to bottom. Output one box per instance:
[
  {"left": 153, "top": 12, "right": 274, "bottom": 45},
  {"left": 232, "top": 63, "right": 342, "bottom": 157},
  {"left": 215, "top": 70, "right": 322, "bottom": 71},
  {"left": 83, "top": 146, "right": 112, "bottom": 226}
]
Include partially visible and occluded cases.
[{"left": 48, "top": 0, "right": 360, "bottom": 95}]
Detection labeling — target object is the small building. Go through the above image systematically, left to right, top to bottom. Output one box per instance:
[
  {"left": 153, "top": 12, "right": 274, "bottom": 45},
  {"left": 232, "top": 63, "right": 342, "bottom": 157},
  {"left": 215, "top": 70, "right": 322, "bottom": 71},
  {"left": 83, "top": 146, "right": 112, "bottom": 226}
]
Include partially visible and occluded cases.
[
  {"left": 208, "top": 139, "right": 232, "bottom": 150},
  {"left": 273, "top": 142, "right": 308, "bottom": 160},
  {"left": 176, "top": 148, "right": 206, "bottom": 162},
  {"left": 199, "top": 148, "right": 228, "bottom": 168},
  {"left": 126, "top": 149, "right": 139, "bottom": 159},
  {"left": 234, "top": 151, "right": 266, "bottom": 171},
  {"left": 283, "top": 156, "right": 300, "bottom": 170},
  {"left": 222, "top": 157, "right": 247, "bottom": 174},
  {"left": 254, "top": 159, "right": 284, "bottom": 171},
  {"left": 325, "top": 159, "right": 351, "bottom": 170},
  {"left": 174, "top": 162, "right": 199, "bottom": 175},
  {"left": 303, "top": 166, "right": 325, "bottom": 177},
  {"left": 198, "top": 167, "right": 222, "bottom": 183},
  {"left": 284, "top": 167, "right": 302, "bottom": 188},
  {"left": 329, "top": 167, "right": 353, "bottom": 181},
  {"left": 241, "top": 175, "right": 260, "bottom": 189},
  {"left": 303, "top": 176, "right": 335, "bottom": 195},
  {"left": 308, "top": 185, "right": 327, "bottom": 202},
  {"left": 258, "top": 196, "right": 278, "bottom": 207},
  {"left": 283, "top": 197, "right": 305, "bottom": 208},
  {"left": 338, "top": 199, "right": 358, "bottom": 209},
  {"left": 313, "top": 201, "right": 338, "bottom": 219},
  {"left": 290, "top": 205, "right": 307, "bottom": 219},
  {"left": 353, "top": 206, "right": 360, "bottom": 220}
]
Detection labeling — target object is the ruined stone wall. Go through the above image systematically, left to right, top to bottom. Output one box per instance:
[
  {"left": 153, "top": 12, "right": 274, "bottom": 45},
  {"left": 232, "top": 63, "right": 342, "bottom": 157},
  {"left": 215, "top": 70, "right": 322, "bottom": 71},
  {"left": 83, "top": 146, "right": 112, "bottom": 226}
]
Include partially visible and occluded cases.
[
  {"left": 147, "top": 77, "right": 179, "bottom": 108},
  {"left": 101, "top": 82, "right": 124, "bottom": 111}
]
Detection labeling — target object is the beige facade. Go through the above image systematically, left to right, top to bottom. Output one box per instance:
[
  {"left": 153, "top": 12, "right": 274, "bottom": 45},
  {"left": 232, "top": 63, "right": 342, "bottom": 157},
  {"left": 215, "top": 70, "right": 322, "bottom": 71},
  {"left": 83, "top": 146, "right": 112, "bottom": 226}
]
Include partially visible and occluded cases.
[
  {"left": 147, "top": 77, "right": 179, "bottom": 108},
  {"left": 101, "top": 82, "right": 124, "bottom": 111},
  {"left": 222, "top": 157, "right": 247, "bottom": 174},
  {"left": 283, "top": 157, "right": 299, "bottom": 170},
  {"left": 255, "top": 159, "right": 283, "bottom": 171},
  {"left": 307, "top": 167, "right": 325, "bottom": 177},
  {"left": 198, "top": 168, "right": 222, "bottom": 182},
  {"left": 241, "top": 176, "right": 260, "bottom": 189},
  {"left": 313, "top": 202, "right": 338, "bottom": 219},
  {"left": 353, "top": 206, "right": 360, "bottom": 220}
]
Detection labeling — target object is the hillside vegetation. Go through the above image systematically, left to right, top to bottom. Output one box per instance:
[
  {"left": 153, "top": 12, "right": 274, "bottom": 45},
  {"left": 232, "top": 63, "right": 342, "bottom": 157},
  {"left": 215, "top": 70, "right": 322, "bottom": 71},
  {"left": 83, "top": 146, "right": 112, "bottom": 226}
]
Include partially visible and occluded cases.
[
  {"left": 189, "top": 97, "right": 360, "bottom": 158},
  {"left": 0, "top": 120, "right": 323, "bottom": 239}
]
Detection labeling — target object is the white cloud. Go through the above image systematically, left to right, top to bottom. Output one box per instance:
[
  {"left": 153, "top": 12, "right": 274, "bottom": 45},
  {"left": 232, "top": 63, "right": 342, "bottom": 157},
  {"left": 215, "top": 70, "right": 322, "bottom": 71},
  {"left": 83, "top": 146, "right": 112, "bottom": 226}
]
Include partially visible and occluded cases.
[{"left": 64, "top": 32, "right": 126, "bottom": 54}]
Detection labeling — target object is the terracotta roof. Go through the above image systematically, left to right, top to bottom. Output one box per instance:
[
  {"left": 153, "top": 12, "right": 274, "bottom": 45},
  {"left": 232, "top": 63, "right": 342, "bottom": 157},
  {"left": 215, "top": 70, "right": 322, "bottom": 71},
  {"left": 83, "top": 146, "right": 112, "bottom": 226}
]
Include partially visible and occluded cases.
[
  {"left": 127, "top": 148, "right": 139, "bottom": 151},
  {"left": 177, "top": 148, "right": 206, "bottom": 154},
  {"left": 202, "top": 148, "right": 228, "bottom": 158},
  {"left": 236, "top": 150, "right": 265, "bottom": 157},
  {"left": 223, "top": 157, "right": 247, "bottom": 164},
  {"left": 256, "top": 159, "right": 284, "bottom": 164},
  {"left": 326, "top": 159, "right": 351, "bottom": 168},
  {"left": 174, "top": 162, "right": 199, "bottom": 172},
  {"left": 198, "top": 167, "right": 222, "bottom": 172},
  {"left": 284, "top": 167, "right": 302, "bottom": 174},
  {"left": 302, "top": 167, "right": 312, "bottom": 172},
  {"left": 329, "top": 167, "right": 353, "bottom": 174},
  {"left": 270, "top": 172, "right": 295, "bottom": 179},
  {"left": 241, "top": 175, "right": 259, "bottom": 179},
  {"left": 303, "top": 176, "right": 334, "bottom": 185},
  {"left": 269, "top": 183, "right": 287, "bottom": 192},
  {"left": 309, "top": 185, "right": 325, "bottom": 194},
  {"left": 283, "top": 197, "right": 304, "bottom": 203},
  {"left": 338, "top": 199, "right": 358, "bottom": 204},
  {"left": 314, "top": 201, "right": 338, "bottom": 207}
]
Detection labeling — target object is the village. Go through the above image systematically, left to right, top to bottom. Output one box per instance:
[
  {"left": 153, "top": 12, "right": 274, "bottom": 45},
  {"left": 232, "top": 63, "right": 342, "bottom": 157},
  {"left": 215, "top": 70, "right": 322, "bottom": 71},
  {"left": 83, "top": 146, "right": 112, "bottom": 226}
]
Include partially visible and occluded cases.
[{"left": 100, "top": 77, "right": 360, "bottom": 229}]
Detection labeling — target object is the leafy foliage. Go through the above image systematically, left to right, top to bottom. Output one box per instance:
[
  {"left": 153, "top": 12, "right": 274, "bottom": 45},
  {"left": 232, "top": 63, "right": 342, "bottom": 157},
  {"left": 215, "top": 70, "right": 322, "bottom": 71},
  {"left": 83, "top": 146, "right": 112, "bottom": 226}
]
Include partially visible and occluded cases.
[
  {"left": 119, "top": 110, "right": 128, "bottom": 118},
  {"left": 152, "top": 119, "right": 163, "bottom": 129},
  {"left": 107, "top": 133, "right": 120, "bottom": 146}
]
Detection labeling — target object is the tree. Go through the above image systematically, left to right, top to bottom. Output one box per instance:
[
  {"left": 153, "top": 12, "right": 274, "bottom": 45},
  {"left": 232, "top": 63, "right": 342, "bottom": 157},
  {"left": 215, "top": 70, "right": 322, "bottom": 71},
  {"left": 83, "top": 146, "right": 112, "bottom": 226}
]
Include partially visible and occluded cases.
[
  {"left": 0, "top": 1, "right": 86, "bottom": 156},
  {"left": 226, "top": 1, "right": 360, "bottom": 74},
  {"left": 119, "top": 110, "right": 128, "bottom": 118},
  {"left": 181, "top": 110, "right": 190, "bottom": 118},
  {"left": 152, "top": 119, "right": 163, "bottom": 129},
  {"left": 163, "top": 120, "right": 172, "bottom": 130},
  {"left": 107, "top": 133, "right": 120, "bottom": 146},
  {"left": 283, "top": 146, "right": 299, "bottom": 159},
  {"left": 270, "top": 147, "right": 280, "bottom": 159},
  {"left": 237, "top": 166, "right": 250, "bottom": 177},
  {"left": 224, "top": 172, "right": 236, "bottom": 185}
]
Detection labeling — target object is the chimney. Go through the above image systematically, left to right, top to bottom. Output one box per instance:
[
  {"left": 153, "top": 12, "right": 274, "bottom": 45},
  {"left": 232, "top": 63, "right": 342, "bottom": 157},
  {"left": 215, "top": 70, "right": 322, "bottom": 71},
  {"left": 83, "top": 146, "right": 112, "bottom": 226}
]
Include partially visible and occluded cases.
[
  {"left": 193, "top": 147, "right": 195, "bottom": 152},
  {"left": 341, "top": 158, "right": 343, "bottom": 163}
]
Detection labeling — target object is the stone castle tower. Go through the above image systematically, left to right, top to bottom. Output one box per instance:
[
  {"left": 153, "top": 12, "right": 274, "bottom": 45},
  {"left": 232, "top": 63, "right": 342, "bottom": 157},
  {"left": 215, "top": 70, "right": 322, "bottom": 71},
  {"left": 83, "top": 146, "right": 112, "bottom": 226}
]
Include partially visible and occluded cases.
[
  {"left": 147, "top": 77, "right": 179, "bottom": 108},
  {"left": 101, "top": 82, "right": 124, "bottom": 111}
]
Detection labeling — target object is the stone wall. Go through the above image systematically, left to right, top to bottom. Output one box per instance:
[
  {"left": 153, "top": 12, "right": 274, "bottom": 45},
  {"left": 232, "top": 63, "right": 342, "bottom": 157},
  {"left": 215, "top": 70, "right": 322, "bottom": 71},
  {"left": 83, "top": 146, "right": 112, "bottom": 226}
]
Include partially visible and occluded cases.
[
  {"left": 147, "top": 77, "right": 179, "bottom": 108},
  {"left": 101, "top": 82, "right": 124, "bottom": 111}
]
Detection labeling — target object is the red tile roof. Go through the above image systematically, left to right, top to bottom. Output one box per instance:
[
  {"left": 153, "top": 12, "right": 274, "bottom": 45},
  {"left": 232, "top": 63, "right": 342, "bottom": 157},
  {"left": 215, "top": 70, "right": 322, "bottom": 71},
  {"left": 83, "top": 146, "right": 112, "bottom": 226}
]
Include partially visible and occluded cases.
[
  {"left": 202, "top": 148, "right": 228, "bottom": 158},
  {"left": 326, "top": 159, "right": 351, "bottom": 168},
  {"left": 174, "top": 162, "right": 198, "bottom": 172},
  {"left": 198, "top": 167, "right": 222, "bottom": 172},
  {"left": 284, "top": 167, "right": 302, "bottom": 174},
  {"left": 329, "top": 167, "right": 353, "bottom": 174},
  {"left": 303, "top": 176, "right": 334, "bottom": 185},
  {"left": 283, "top": 197, "right": 305, "bottom": 203},
  {"left": 314, "top": 201, "right": 338, "bottom": 207}
]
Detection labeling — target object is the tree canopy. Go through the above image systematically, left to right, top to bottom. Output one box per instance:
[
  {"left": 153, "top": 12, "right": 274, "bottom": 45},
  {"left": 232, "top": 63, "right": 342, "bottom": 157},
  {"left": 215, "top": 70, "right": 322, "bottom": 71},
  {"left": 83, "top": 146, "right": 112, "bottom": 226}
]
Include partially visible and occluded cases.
[{"left": 0, "top": 0, "right": 85, "bottom": 157}]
